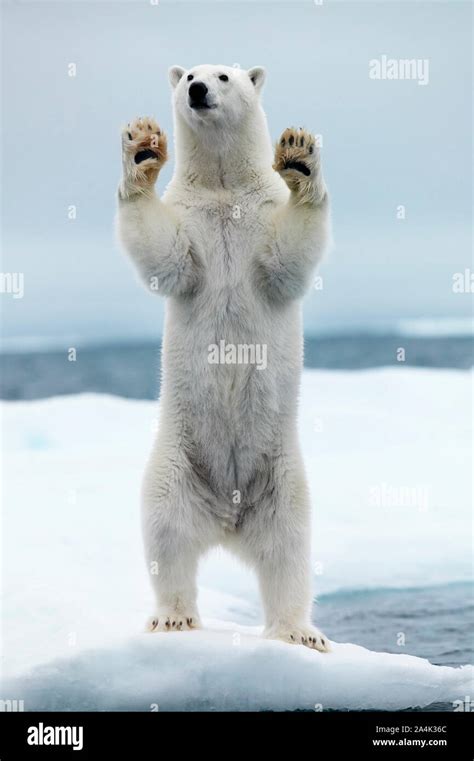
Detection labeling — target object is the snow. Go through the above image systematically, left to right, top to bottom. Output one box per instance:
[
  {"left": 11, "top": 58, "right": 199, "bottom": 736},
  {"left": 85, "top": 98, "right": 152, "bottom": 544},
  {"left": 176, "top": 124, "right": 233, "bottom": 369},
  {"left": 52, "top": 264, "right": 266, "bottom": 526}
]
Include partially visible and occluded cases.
[{"left": 1, "top": 368, "right": 472, "bottom": 711}]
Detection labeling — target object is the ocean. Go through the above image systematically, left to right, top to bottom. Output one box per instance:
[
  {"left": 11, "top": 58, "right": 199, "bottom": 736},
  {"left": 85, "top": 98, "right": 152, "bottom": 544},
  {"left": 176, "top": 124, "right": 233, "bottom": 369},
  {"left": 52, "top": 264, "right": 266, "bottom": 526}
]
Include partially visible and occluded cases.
[{"left": 1, "top": 334, "right": 473, "bottom": 401}]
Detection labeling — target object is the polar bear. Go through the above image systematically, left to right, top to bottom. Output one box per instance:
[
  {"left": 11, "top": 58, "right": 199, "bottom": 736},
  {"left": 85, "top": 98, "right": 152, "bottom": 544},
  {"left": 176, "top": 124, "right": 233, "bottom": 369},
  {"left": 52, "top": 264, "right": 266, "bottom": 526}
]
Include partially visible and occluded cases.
[{"left": 117, "top": 64, "right": 331, "bottom": 651}]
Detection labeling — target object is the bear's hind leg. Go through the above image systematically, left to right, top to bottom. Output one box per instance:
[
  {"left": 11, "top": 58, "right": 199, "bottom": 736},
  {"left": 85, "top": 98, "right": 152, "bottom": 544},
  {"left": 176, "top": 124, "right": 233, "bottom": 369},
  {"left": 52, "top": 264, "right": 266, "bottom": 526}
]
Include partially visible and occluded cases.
[
  {"left": 142, "top": 454, "right": 221, "bottom": 633},
  {"left": 233, "top": 457, "right": 330, "bottom": 652},
  {"left": 144, "top": 527, "right": 202, "bottom": 633}
]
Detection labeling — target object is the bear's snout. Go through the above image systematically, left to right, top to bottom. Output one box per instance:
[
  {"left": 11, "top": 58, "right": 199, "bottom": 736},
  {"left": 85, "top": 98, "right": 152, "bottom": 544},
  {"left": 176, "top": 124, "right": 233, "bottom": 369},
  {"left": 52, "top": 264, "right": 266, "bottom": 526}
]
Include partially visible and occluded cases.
[{"left": 189, "top": 81, "right": 209, "bottom": 109}]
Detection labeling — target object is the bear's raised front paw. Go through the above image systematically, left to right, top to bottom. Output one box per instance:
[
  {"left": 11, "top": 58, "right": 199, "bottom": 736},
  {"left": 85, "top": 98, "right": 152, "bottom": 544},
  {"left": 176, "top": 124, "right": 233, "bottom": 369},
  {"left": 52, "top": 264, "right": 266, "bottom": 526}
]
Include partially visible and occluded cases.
[
  {"left": 120, "top": 116, "right": 168, "bottom": 196},
  {"left": 273, "top": 127, "right": 322, "bottom": 201},
  {"left": 145, "top": 609, "right": 201, "bottom": 633},
  {"left": 264, "top": 623, "right": 330, "bottom": 653}
]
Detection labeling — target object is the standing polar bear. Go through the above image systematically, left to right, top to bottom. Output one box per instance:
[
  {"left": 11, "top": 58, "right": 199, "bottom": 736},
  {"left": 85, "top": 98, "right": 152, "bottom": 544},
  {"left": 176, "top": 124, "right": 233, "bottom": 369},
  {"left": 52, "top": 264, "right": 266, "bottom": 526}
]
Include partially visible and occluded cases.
[{"left": 117, "top": 64, "right": 331, "bottom": 651}]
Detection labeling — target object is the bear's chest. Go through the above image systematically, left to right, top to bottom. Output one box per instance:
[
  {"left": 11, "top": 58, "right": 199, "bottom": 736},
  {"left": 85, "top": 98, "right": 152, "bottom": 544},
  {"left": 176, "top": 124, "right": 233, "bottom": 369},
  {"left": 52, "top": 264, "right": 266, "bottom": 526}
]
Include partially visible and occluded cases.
[{"left": 173, "top": 193, "right": 274, "bottom": 275}]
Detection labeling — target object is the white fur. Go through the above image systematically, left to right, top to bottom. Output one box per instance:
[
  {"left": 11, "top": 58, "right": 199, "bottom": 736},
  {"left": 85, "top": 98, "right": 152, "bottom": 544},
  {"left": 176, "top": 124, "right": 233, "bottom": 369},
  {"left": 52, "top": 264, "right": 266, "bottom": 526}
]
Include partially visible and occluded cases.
[{"left": 117, "top": 64, "right": 331, "bottom": 650}]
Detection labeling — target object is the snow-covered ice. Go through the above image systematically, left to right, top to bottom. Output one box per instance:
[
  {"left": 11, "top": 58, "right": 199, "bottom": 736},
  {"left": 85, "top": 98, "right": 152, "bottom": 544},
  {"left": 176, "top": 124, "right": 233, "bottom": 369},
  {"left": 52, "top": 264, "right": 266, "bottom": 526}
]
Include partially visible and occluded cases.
[
  {"left": 1, "top": 368, "right": 472, "bottom": 710},
  {"left": 2, "top": 623, "right": 472, "bottom": 712}
]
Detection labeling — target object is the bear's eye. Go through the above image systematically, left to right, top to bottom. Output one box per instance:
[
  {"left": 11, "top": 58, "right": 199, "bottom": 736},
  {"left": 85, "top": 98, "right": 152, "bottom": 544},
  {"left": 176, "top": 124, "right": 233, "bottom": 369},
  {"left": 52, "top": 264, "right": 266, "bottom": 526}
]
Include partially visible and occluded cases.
[
  {"left": 187, "top": 74, "right": 194, "bottom": 82},
  {"left": 219, "top": 74, "right": 229, "bottom": 82}
]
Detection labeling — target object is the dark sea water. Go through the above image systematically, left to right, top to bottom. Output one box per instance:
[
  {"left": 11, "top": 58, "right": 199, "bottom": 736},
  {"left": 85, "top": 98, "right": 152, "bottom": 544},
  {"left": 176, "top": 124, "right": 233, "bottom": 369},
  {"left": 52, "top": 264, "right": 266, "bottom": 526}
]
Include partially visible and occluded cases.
[
  {"left": 0, "top": 334, "right": 472, "bottom": 401},
  {"left": 1, "top": 335, "right": 472, "bottom": 711},
  {"left": 316, "top": 582, "right": 473, "bottom": 712},
  {"left": 317, "top": 582, "right": 473, "bottom": 669}
]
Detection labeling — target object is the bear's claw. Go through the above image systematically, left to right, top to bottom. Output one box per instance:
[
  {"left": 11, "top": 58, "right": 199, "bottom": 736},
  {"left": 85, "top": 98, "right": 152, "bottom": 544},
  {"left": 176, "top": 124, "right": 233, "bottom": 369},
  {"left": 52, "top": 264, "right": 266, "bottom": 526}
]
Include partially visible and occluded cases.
[{"left": 145, "top": 611, "right": 200, "bottom": 633}]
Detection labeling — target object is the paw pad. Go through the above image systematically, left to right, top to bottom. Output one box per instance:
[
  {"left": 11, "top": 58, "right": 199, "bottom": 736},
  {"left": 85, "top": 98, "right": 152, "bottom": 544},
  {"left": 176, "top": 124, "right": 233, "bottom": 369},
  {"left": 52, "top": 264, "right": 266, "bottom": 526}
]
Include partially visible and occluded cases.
[
  {"left": 121, "top": 116, "right": 168, "bottom": 178},
  {"left": 274, "top": 127, "right": 319, "bottom": 179}
]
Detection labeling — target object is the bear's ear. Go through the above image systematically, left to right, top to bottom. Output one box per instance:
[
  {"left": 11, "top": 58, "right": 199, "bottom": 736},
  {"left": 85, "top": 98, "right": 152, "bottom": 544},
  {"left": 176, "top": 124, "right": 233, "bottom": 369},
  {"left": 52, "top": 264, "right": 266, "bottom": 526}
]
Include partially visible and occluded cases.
[
  {"left": 169, "top": 66, "right": 186, "bottom": 89},
  {"left": 247, "top": 66, "right": 266, "bottom": 92}
]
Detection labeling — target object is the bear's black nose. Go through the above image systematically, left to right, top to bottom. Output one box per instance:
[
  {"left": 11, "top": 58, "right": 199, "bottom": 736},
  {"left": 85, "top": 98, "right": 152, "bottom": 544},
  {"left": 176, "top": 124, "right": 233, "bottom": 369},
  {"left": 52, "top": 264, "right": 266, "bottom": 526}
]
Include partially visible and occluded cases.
[{"left": 189, "top": 81, "right": 209, "bottom": 108}]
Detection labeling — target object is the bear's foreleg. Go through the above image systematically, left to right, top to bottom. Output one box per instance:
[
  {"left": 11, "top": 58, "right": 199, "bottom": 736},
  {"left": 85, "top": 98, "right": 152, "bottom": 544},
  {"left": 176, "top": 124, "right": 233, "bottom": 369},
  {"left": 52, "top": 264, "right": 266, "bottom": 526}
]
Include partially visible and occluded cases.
[
  {"left": 117, "top": 117, "right": 200, "bottom": 297},
  {"left": 256, "top": 127, "right": 330, "bottom": 302}
]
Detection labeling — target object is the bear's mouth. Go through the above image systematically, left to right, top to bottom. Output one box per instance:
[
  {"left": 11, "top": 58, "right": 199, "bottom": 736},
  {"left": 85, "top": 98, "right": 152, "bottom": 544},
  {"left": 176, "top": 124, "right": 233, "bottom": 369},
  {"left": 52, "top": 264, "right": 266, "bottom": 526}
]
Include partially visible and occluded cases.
[
  {"left": 189, "top": 100, "right": 218, "bottom": 112},
  {"left": 283, "top": 160, "right": 311, "bottom": 177}
]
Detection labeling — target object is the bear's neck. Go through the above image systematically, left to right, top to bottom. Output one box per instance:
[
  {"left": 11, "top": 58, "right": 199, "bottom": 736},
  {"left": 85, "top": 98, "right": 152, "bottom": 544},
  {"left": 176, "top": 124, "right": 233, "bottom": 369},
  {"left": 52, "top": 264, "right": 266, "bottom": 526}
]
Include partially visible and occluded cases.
[{"left": 172, "top": 107, "right": 274, "bottom": 191}]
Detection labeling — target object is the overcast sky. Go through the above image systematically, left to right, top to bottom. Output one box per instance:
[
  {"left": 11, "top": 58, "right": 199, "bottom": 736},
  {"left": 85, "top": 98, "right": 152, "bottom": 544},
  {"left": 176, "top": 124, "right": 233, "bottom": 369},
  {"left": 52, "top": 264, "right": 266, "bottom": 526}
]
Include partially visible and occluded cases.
[{"left": 2, "top": 0, "right": 472, "bottom": 348}]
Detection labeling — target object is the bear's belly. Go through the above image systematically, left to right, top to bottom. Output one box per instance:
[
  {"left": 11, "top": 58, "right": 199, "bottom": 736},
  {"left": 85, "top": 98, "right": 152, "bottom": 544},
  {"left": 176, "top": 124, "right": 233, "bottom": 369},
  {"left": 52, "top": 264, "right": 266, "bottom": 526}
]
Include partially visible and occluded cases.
[{"left": 162, "top": 289, "right": 302, "bottom": 498}]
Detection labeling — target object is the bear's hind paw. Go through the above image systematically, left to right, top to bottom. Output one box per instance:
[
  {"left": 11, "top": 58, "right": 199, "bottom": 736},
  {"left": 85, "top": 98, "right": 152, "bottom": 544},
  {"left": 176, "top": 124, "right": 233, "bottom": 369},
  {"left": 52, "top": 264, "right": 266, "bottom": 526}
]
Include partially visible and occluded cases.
[
  {"left": 145, "top": 609, "right": 201, "bottom": 633},
  {"left": 264, "top": 623, "right": 330, "bottom": 653}
]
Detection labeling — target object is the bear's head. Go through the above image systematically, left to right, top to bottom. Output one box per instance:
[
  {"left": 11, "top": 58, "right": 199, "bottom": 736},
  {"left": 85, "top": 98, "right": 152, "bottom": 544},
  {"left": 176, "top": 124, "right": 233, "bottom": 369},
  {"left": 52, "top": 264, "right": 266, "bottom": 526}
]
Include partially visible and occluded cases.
[{"left": 169, "top": 64, "right": 266, "bottom": 134}]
